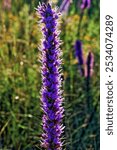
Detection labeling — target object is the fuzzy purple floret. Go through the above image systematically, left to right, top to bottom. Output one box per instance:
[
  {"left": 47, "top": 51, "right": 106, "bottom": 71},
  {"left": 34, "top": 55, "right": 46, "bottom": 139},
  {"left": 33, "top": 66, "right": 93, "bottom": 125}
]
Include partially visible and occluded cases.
[
  {"left": 81, "top": 0, "right": 91, "bottom": 9},
  {"left": 37, "top": 3, "right": 64, "bottom": 150},
  {"left": 75, "top": 40, "right": 85, "bottom": 76},
  {"left": 86, "top": 51, "right": 94, "bottom": 77}
]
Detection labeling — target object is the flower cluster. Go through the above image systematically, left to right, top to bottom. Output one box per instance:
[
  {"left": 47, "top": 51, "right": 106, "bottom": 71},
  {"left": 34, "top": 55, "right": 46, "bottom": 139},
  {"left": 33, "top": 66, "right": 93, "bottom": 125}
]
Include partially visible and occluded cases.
[
  {"left": 80, "top": 0, "right": 91, "bottom": 10},
  {"left": 37, "top": 3, "right": 64, "bottom": 150},
  {"left": 75, "top": 40, "right": 94, "bottom": 77},
  {"left": 75, "top": 40, "right": 85, "bottom": 76},
  {"left": 86, "top": 51, "right": 94, "bottom": 77}
]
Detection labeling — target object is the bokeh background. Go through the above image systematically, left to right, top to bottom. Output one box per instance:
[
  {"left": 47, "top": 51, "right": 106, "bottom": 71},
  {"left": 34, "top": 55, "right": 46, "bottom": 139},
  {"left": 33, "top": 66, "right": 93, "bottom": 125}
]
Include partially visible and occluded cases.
[{"left": 0, "top": 0, "right": 100, "bottom": 149}]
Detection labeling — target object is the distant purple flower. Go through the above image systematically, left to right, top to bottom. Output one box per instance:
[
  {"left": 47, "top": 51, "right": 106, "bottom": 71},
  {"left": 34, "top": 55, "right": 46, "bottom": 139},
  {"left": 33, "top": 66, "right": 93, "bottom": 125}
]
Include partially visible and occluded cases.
[
  {"left": 3, "top": 0, "right": 11, "bottom": 10},
  {"left": 59, "top": 0, "right": 71, "bottom": 13},
  {"left": 81, "top": 0, "right": 91, "bottom": 10},
  {"left": 37, "top": 3, "right": 64, "bottom": 149},
  {"left": 75, "top": 40, "right": 85, "bottom": 76},
  {"left": 86, "top": 51, "right": 94, "bottom": 77}
]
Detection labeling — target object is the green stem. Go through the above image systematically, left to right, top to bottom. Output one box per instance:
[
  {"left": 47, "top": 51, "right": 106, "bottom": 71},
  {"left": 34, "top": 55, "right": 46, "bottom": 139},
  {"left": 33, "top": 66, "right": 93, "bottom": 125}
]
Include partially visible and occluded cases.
[{"left": 77, "top": 10, "right": 84, "bottom": 39}]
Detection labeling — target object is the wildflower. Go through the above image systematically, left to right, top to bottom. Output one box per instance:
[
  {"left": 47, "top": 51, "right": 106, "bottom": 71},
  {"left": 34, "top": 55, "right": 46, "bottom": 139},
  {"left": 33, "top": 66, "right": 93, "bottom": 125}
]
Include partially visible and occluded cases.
[
  {"left": 3, "top": 0, "right": 11, "bottom": 10},
  {"left": 59, "top": 0, "right": 72, "bottom": 13},
  {"left": 80, "top": 0, "right": 91, "bottom": 10},
  {"left": 37, "top": 3, "right": 64, "bottom": 149},
  {"left": 75, "top": 40, "right": 85, "bottom": 76},
  {"left": 86, "top": 51, "right": 94, "bottom": 77},
  {"left": 20, "top": 61, "right": 24, "bottom": 66},
  {"left": 15, "top": 96, "right": 19, "bottom": 100}
]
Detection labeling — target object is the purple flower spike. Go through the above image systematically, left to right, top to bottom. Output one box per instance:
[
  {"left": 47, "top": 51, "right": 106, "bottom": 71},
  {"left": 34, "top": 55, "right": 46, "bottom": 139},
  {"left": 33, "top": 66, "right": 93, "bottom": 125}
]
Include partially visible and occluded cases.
[
  {"left": 59, "top": 0, "right": 72, "bottom": 13},
  {"left": 80, "top": 0, "right": 91, "bottom": 10},
  {"left": 37, "top": 3, "right": 64, "bottom": 149},
  {"left": 75, "top": 40, "right": 85, "bottom": 76},
  {"left": 86, "top": 51, "right": 94, "bottom": 77}
]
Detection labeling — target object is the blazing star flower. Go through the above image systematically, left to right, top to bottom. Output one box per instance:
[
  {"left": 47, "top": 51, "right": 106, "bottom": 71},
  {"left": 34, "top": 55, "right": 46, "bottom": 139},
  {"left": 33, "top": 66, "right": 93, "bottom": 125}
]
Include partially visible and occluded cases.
[
  {"left": 59, "top": 0, "right": 72, "bottom": 13},
  {"left": 80, "top": 0, "right": 91, "bottom": 10},
  {"left": 37, "top": 3, "right": 64, "bottom": 149},
  {"left": 75, "top": 40, "right": 85, "bottom": 76},
  {"left": 86, "top": 51, "right": 94, "bottom": 77}
]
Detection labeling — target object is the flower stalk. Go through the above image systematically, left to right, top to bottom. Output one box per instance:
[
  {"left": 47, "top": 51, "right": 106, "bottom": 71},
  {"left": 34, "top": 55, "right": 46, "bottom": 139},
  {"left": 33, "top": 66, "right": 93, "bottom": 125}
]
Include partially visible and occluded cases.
[
  {"left": 77, "top": 0, "right": 91, "bottom": 37},
  {"left": 80, "top": 0, "right": 91, "bottom": 10},
  {"left": 37, "top": 3, "right": 64, "bottom": 149},
  {"left": 74, "top": 40, "right": 94, "bottom": 78},
  {"left": 75, "top": 40, "right": 85, "bottom": 76},
  {"left": 85, "top": 51, "right": 94, "bottom": 114},
  {"left": 86, "top": 51, "right": 94, "bottom": 78}
]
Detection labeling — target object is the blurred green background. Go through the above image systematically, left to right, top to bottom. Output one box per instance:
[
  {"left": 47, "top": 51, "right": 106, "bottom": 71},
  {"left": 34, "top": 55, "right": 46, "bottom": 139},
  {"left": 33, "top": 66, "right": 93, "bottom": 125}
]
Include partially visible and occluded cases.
[{"left": 0, "top": 0, "right": 100, "bottom": 149}]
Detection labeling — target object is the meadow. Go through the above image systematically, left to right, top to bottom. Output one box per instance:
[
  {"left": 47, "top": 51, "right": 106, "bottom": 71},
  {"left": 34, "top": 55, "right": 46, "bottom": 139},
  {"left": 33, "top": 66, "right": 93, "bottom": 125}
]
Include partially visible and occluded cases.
[{"left": 0, "top": 0, "right": 100, "bottom": 149}]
